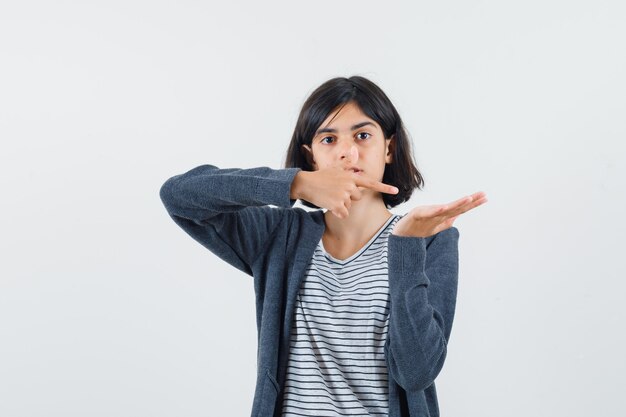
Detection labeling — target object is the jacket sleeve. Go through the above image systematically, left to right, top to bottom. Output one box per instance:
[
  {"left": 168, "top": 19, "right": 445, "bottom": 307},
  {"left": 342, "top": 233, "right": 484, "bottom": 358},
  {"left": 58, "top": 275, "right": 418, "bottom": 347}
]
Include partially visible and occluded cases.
[
  {"left": 158, "top": 164, "right": 302, "bottom": 276},
  {"left": 384, "top": 226, "right": 460, "bottom": 392}
]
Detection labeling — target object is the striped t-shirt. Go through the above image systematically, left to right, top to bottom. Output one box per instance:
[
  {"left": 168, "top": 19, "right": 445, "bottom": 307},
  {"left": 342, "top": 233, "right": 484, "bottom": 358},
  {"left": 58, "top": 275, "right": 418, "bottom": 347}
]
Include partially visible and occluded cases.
[{"left": 281, "top": 213, "right": 402, "bottom": 417}]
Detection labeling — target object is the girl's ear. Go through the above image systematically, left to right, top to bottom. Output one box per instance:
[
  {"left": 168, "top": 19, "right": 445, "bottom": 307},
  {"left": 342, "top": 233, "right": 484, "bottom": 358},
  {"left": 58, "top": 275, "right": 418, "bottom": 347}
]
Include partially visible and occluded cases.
[
  {"left": 385, "top": 135, "right": 395, "bottom": 164},
  {"left": 301, "top": 144, "right": 317, "bottom": 168}
]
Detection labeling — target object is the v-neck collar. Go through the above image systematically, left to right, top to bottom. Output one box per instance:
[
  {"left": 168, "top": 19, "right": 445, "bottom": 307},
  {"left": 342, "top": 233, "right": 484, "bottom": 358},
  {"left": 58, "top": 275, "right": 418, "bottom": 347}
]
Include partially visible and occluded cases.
[{"left": 318, "top": 213, "right": 398, "bottom": 265}]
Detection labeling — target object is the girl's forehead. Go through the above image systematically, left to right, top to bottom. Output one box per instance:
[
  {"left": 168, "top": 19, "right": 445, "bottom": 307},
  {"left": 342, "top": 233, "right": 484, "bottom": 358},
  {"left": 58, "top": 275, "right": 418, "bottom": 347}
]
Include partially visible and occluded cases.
[{"left": 319, "top": 102, "right": 379, "bottom": 130}]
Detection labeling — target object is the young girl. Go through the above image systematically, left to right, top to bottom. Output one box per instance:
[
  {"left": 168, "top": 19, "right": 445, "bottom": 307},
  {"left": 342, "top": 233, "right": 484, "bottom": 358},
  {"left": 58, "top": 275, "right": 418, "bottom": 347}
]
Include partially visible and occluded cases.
[{"left": 160, "top": 76, "right": 487, "bottom": 417}]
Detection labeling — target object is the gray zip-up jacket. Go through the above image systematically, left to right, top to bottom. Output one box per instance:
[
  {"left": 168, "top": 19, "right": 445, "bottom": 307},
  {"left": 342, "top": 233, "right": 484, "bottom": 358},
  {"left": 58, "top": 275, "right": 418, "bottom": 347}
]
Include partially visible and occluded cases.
[{"left": 159, "top": 164, "right": 460, "bottom": 417}]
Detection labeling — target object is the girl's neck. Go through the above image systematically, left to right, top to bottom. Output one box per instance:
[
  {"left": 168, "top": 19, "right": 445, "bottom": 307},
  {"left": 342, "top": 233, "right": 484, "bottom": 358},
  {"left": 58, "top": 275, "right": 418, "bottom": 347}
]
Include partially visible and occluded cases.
[{"left": 322, "top": 194, "right": 393, "bottom": 244}]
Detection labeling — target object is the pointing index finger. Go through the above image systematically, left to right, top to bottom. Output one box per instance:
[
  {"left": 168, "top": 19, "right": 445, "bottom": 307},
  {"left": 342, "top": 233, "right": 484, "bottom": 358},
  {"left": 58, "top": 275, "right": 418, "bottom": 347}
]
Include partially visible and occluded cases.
[{"left": 355, "top": 176, "right": 399, "bottom": 194}]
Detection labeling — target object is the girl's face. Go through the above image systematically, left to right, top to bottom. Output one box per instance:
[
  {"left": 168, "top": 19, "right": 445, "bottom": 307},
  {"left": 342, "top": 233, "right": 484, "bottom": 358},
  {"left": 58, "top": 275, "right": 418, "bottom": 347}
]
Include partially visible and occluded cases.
[{"left": 302, "top": 101, "right": 393, "bottom": 191}]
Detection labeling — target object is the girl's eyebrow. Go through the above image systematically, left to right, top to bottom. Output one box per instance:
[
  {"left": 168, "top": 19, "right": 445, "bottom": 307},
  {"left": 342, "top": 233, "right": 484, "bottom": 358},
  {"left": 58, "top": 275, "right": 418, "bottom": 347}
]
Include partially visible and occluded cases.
[{"left": 315, "top": 121, "right": 375, "bottom": 135}]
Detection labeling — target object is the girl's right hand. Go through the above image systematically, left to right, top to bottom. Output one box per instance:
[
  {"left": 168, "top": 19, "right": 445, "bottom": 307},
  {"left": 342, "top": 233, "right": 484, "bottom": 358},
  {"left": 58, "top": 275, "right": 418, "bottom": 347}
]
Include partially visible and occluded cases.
[{"left": 290, "top": 166, "right": 399, "bottom": 219}]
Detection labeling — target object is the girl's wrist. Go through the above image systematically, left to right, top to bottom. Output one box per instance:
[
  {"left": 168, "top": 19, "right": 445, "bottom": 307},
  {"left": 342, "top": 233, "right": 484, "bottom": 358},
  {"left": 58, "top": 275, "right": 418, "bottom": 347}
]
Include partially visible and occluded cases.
[{"left": 290, "top": 171, "right": 309, "bottom": 200}]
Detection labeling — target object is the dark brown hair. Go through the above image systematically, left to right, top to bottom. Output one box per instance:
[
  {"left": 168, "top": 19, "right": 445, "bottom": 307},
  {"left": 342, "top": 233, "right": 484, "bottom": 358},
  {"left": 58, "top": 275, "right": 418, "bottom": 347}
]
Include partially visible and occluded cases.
[{"left": 283, "top": 75, "right": 424, "bottom": 209}]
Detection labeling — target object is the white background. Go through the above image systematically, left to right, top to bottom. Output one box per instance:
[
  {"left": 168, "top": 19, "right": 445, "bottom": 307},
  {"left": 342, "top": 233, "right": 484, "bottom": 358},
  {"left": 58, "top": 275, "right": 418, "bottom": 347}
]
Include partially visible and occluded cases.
[{"left": 1, "top": 1, "right": 625, "bottom": 416}]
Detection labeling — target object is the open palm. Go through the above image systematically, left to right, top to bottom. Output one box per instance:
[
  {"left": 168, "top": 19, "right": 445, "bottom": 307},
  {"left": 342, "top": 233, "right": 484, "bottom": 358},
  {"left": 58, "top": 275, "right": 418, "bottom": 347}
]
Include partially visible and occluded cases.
[{"left": 392, "top": 191, "right": 488, "bottom": 238}]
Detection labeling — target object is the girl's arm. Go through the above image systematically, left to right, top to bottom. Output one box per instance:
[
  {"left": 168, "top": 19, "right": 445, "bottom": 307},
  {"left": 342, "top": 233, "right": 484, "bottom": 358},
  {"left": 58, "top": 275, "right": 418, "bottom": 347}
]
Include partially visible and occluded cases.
[
  {"left": 159, "top": 164, "right": 302, "bottom": 276},
  {"left": 384, "top": 226, "right": 460, "bottom": 392}
]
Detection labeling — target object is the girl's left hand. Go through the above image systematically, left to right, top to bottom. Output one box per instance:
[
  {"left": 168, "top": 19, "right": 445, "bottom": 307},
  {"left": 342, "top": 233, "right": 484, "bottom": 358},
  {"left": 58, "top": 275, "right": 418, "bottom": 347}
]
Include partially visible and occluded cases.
[{"left": 391, "top": 191, "right": 488, "bottom": 238}]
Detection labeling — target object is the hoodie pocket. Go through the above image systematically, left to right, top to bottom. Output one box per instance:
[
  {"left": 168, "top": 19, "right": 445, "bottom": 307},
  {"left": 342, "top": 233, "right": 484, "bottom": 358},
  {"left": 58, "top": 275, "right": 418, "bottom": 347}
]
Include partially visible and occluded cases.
[{"left": 256, "top": 368, "right": 280, "bottom": 417}]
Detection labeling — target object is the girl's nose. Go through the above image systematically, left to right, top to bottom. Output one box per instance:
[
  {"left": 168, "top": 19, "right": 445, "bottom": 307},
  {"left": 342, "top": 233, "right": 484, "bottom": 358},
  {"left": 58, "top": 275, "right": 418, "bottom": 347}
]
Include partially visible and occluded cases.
[{"left": 340, "top": 144, "right": 359, "bottom": 164}]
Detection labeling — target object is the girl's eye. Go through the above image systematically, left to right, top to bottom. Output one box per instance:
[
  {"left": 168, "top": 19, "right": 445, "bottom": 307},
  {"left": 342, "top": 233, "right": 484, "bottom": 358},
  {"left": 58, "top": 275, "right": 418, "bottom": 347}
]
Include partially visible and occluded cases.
[{"left": 320, "top": 133, "right": 370, "bottom": 144}]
